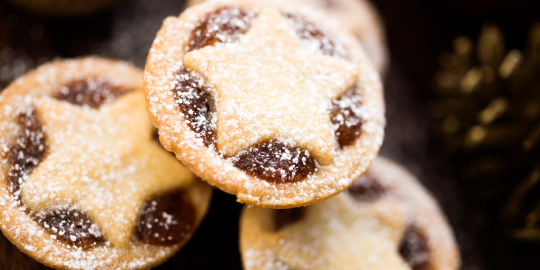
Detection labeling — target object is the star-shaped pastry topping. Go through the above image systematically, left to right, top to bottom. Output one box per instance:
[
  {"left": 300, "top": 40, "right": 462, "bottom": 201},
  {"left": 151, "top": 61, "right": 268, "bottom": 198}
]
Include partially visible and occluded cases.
[
  {"left": 183, "top": 8, "right": 359, "bottom": 165},
  {"left": 20, "top": 92, "right": 196, "bottom": 248},
  {"left": 242, "top": 195, "right": 409, "bottom": 269},
  {"left": 273, "top": 198, "right": 408, "bottom": 269}
]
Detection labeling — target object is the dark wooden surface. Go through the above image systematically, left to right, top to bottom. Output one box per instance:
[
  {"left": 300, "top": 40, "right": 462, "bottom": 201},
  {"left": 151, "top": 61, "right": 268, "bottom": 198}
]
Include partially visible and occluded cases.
[{"left": 1, "top": 0, "right": 539, "bottom": 269}]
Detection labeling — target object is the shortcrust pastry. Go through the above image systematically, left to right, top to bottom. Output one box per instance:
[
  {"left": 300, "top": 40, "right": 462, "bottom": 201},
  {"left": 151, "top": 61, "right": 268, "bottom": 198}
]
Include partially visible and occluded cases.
[
  {"left": 144, "top": 0, "right": 385, "bottom": 208},
  {"left": 185, "top": 0, "right": 389, "bottom": 74},
  {"left": 0, "top": 57, "right": 212, "bottom": 269},
  {"left": 240, "top": 157, "right": 460, "bottom": 270}
]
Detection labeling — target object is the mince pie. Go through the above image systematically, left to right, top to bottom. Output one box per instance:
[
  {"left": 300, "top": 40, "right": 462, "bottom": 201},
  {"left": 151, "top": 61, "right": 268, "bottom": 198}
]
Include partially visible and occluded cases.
[
  {"left": 144, "top": 0, "right": 385, "bottom": 208},
  {"left": 185, "top": 0, "right": 388, "bottom": 74},
  {"left": 0, "top": 57, "right": 212, "bottom": 269},
  {"left": 240, "top": 157, "right": 460, "bottom": 270}
]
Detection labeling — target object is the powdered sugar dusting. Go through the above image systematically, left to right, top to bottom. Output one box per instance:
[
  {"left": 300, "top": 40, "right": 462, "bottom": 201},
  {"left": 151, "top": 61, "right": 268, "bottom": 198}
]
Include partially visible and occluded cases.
[
  {"left": 144, "top": 0, "right": 385, "bottom": 208},
  {"left": 185, "top": 0, "right": 388, "bottom": 74},
  {"left": 293, "top": 0, "right": 388, "bottom": 74},
  {"left": 188, "top": 6, "right": 257, "bottom": 52},
  {"left": 184, "top": 7, "right": 359, "bottom": 164},
  {"left": 283, "top": 11, "right": 351, "bottom": 60},
  {"left": 0, "top": 58, "right": 211, "bottom": 269},
  {"left": 171, "top": 67, "right": 217, "bottom": 147},
  {"left": 21, "top": 90, "right": 193, "bottom": 249},
  {"left": 230, "top": 139, "right": 319, "bottom": 182},
  {"left": 240, "top": 157, "right": 460, "bottom": 270}
]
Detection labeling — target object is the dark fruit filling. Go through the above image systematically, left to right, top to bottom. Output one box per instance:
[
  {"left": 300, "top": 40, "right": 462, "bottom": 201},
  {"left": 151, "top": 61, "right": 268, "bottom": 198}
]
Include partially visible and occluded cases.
[
  {"left": 188, "top": 6, "right": 257, "bottom": 52},
  {"left": 182, "top": 7, "right": 362, "bottom": 182},
  {"left": 284, "top": 12, "right": 350, "bottom": 60},
  {"left": 172, "top": 67, "right": 216, "bottom": 147},
  {"left": 172, "top": 68, "right": 325, "bottom": 183},
  {"left": 172, "top": 70, "right": 362, "bottom": 182},
  {"left": 54, "top": 78, "right": 130, "bottom": 109},
  {"left": 331, "top": 87, "right": 363, "bottom": 147},
  {"left": 7, "top": 109, "right": 45, "bottom": 196},
  {"left": 5, "top": 110, "right": 104, "bottom": 249},
  {"left": 232, "top": 140, "right": 317, "bottom": 183},
  {"left": 348, "top": 171, "right": 384, "bottom": 202},
  {"left": 137, "top": 189, "right": 196, "bottom": 246},
  {"left": 273, "top": 208, "right": 305, "bottom": 231},
  {"left": 34, "top": 209, "right": 104, "bottom": 249},
  {"left": 399, "top": 226, "right": 432, "bottom": 270}
]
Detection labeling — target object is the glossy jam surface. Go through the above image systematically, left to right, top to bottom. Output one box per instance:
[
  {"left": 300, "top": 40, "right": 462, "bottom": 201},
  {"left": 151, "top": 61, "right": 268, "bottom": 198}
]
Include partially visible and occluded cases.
[
  {"left": 55, "top": 78, "right": 129, "bottom": 109},
  {"left": 232, "top": 140, "right": 317, "bottom": 183},
  {"left": 137, "top": 189, "right": 196, "bottom": 246}
]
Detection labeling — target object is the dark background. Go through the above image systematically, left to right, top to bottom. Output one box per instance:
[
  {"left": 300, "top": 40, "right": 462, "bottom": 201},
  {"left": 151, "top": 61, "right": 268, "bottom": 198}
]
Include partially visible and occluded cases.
[{"left": 1, "top": 0, "right": 540, "bottom": 269}]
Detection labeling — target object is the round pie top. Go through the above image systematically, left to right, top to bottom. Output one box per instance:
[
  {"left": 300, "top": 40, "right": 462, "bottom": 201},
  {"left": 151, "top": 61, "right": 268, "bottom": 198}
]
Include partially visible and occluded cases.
[
  {"left": 144, "top": 0, "right": 385, "bottom": 208},
  {"left": 185, "top": 0, "right": 389, "bottom": 74},
  {"left": 183, "top": 7, "right": 359, "bottom": 165},
  {"left": 0, "top": 57, "right": 212, "bottom": 269},
  {"left": 240, "top": 157, "right": 460, "bottom": 270}
]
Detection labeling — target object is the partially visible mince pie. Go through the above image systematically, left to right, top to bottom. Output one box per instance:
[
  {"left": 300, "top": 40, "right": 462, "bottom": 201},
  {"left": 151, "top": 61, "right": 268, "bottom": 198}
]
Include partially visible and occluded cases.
[
  {"left": 145, "top": 0, "right": 385, "bottom": 208},
  {"left": 185, "top": 0, "right": 389, "bottom": 74},
  {"left": 297, "top": 0, "right": 389, "bottom": 74},
  {"left": 0, "top": 57, "right": 212, "bottom": 269},
  {"left": 240, "top": 157, "right": 460, "bottom": 270}
]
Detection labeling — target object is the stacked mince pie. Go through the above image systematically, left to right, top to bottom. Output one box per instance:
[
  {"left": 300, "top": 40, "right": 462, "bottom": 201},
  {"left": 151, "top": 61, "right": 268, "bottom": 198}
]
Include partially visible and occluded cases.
[
  {"left": 0, "top": 0, "right": 460, "bottom": 269},
  {"left": 146, "top": 0, "right": 385, "bottom": 208},
  {"left": 0, "top": 57, "right": 212, "bottom": 269}
]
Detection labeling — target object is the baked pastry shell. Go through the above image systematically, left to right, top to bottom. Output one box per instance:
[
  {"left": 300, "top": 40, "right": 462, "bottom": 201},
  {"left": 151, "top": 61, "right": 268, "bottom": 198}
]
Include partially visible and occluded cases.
[
  {"left": 144, "top": 0, "right": 385, "bottom": 208},
  {"left": 185, "top": 0, "right": 389, "bottom": 75},
  {"left": 0, "top": 57, "right": 212, "bottom": 269},
  {"left": 240, "top": 157, "right": 461, "bottom": 270}
]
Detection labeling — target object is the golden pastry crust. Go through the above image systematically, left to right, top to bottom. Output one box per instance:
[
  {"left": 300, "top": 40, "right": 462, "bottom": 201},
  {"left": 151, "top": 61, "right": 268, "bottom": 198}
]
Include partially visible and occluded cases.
[
  {"left": 144, "top": 0, "right": 385, "bottom": 208},
  {"left": 185, "top": 0, "right": 388, "bottom": 74},
  {"left": 317, "top": 0, "right": 388, "bottom": 75},
  {"left": 0, "top": 57, "right": 212, "bottom": 269},
  {"left": 240, "top": 157, "right": 460, "bottom": 270},
  {"left": 0, "top": 232, "right": 50, "bottom": 270}
]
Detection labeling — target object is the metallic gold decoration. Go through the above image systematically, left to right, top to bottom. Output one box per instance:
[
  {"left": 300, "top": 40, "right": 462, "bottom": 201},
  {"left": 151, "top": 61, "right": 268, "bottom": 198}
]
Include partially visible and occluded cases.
[{"left": 433, "top": 23, "right": 540, "bottom": 243}]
